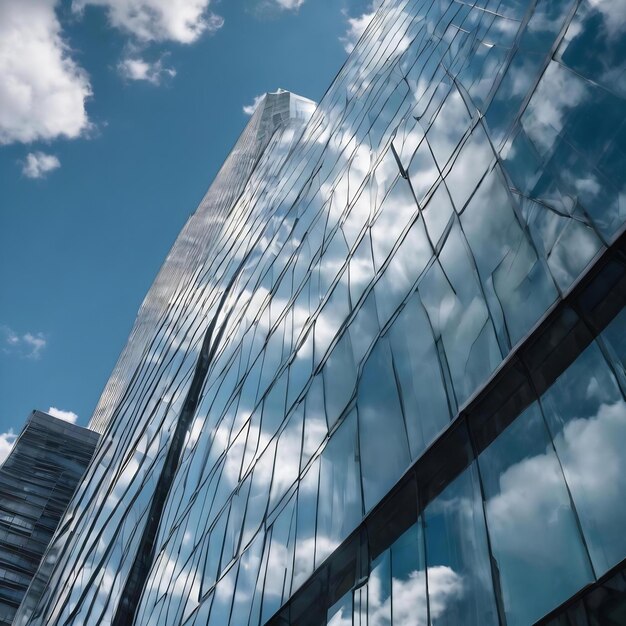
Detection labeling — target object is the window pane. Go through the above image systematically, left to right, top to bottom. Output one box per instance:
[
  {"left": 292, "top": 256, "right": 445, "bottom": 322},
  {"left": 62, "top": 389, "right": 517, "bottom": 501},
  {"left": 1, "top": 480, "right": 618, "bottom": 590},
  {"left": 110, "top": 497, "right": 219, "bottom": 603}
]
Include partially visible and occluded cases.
[
  {"left": 388, "top": 292, "right": 451, "bottom": 460},
  {"left": 357, "top": 338, "right": 411, "bottom": 512},
  {"left": 541, "top": 339, "right": 626, "bottom": 575},
  {"left": 478, "top": 402, "right": 594, "bottom": 625},
  {"left": 316, "top": 409, "right": 363, "bottom": 565},
  {"left": 424, "top": 464, "right": 498, "bottom": 626},
  {"left": 391, "top": 522, "right": 427, "bottom": 626},
  {"left": 367, "top": 549, "right": 391, "bottom": 626},
  {"left": 327, "top": 591, "right": 352, "bottom": 626}
]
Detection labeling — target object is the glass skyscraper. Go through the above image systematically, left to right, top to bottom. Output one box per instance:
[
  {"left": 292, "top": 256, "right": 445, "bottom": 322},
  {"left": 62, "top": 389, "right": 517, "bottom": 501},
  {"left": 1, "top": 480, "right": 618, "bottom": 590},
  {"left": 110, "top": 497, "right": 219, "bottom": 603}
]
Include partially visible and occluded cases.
[
  {"left": 16, "top": 0, "right": 626, "bottom": 623},
  {"left": 0, "top": 411, "right": 99, "bottom": 626}
]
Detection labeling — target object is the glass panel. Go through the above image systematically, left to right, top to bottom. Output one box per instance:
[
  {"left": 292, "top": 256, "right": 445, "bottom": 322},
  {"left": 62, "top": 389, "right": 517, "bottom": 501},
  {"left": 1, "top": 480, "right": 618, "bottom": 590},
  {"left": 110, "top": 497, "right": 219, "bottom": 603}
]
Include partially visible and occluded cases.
[
  {"left": 556, "top": 0, "right": 626, "bottom": 99},
  {"left": 521, "top": 61, "right": 625, "bottom": 238},
  {"left": 426, "top": 87, "right": 471, "bottom": 170},
  {"left": 445, "top": 126, "right": 493, "bottom": 213},
  {"left": 408, "top": 139, "right": 439, "bottom": 204},
  {"left": 460, "top": 167, "right": 557, "bottom": 347},
  {"left": 371, "top": 178, "right": 418, "bottom": 271},
  {"left": 422, "top": 182, "right": 455, "bottom": 250},
  {"left": 517, "top": 195, "right": 603, "bottom": 292},
  {"left": 373, "top": 215, "right": 431, "bottom": 328},
  {"left": 420, "top": 222, "right": 502, "bottom": 406},
  {"left": 349, "top": 231, "right": 376, "bottom": 306},
  {"left": 315, "top": 280, "right": 351, "bottom": 368},
  {"left": 348, "top": 289, "right": 380, "bottom": 366},
  {"left": 387, "top": 292, "right": 451, "bottom": 460},
  {"left": 602, "top": 308, "right": 626, "bottom": 393},
  {"left": 323, "top": 331, "right": 358, "bottom": 430},
  {"left": 357, "top": 337, "right": 411, "bottom": 512},
  {"left": 541, "top": 340, "right": 626, "bottom": 575},
  {"left": 302, "top": 376, "right": 328, "bottom": 469},
  {"left": 478, "top": 402, "right": 594, "bottom": 625},
  {"left": 269, "top": 407, "right": 303, "bottom": 511},
  {"left": 316, "top": 409, "right": 363, "bottom": 565},
  {"left": 241, "top": 440, "right": 275, "bottom": 547},
  {"left": 293, "top": 457, "right": 320, "bottom": 591},
  {"left": 424, "top": 464, "right": 499, "bottom": 626},
  {"left": 261, "top": 496, "right": 296, "bottom": 623},
  {"left": 201, "top": 509, "right": 228, "bottom": 596},
  {"left": 390, "top": 522, "right": 428, "bottom": 626},
  {"left": 228, "top": 533, "right": 264, "bottom": 626},
  {"left": 367, "top": 549, "right": 392, "bottom": 625},
  {"left": 206, "top": 563, "right": 237, "bottom": 626},
  {"left": 354, "top": 585, "right": 367, "bottom": 626},
  {"left": 327, "top": 591, "right": 352, "bottom": 626}
]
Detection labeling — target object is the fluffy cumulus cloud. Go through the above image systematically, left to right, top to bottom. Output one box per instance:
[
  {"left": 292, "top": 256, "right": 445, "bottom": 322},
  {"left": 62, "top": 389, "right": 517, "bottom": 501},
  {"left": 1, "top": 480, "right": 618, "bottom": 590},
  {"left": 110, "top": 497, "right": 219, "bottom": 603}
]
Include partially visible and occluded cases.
[
  {"left": 0, "top": 0, "right": 92, "bottom": 145},
  {"left": 72, "top": 0, "right": 224, "bottom": 44},
  {"left": 341, "top": 10, "right": 376, "bottom": 53},
  {"left": 118, "top": 56, "right": 176, "bottom": 84},
  {"left": 242, "top": 94, "right": 265, "bottom": 116},
  {"left": 22, "top": 151, "right": 61, "bottom": 178},
  {"left": 1, "top": 326, "right": 47, "bottom": 359},
  {"left": 47, "top": 407, "right": 79, "bottom": 424},
  {"left": 0, "top": 431, "right": 17, "bottom": 465}
]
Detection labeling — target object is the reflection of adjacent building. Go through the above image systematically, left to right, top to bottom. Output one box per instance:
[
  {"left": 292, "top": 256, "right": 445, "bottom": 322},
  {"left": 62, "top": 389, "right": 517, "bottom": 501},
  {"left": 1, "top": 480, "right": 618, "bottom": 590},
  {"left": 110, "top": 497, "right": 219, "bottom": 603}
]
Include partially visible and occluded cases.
[
  {"left": 14, "top": 0, "right": 626, "bottom": 624},
  {"left": 0, "top": 411, "right": 99, "bottom": 626}
]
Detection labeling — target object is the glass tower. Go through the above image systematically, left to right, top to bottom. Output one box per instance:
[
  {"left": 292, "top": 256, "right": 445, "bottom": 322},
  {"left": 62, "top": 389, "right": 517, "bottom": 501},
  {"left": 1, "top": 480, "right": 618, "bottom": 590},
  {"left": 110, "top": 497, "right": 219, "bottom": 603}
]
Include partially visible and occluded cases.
[
  {"left": 16, "top": 0, "right": 626, "bottom": 623},
  {"left": 0, "top": 411, "right": 99, "bottom": 626}
]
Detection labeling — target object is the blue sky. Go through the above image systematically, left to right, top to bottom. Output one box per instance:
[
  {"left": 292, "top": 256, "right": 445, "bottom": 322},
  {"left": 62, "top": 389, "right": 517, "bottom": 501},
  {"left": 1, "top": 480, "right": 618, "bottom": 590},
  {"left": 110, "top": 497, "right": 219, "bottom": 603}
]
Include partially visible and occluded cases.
[{"left": 0, "top": 0, "right": 375, "bottom": 455}]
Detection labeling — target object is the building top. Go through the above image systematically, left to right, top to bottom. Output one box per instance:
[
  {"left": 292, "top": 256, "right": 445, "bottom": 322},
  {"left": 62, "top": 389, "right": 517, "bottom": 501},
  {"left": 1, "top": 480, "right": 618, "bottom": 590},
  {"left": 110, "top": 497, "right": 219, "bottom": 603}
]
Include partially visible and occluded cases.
[
  {"left": 88, "top": 88, "right": 316, "bottom": 434},
  {"left": 26, "top": 410, "right": 100, "bottom": 444}
]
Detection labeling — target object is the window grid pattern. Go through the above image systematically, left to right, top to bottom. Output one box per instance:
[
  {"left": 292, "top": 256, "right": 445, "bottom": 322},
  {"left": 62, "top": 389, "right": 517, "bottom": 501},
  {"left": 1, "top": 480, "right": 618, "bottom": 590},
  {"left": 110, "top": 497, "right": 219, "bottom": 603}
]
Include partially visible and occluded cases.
[{"left": 0, "top": 411, "right": 98, "bottom": 626}]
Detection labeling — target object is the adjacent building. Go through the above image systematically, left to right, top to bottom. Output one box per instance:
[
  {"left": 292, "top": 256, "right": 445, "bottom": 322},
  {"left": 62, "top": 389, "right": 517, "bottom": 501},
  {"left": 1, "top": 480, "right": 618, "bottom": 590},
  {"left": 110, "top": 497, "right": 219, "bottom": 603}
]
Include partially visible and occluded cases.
[
  {"left": 15, "top": 0, "right": 626, "bottom": 624},
  {"left": 0, "top": 411, "right": 99, "bottom": 626}
]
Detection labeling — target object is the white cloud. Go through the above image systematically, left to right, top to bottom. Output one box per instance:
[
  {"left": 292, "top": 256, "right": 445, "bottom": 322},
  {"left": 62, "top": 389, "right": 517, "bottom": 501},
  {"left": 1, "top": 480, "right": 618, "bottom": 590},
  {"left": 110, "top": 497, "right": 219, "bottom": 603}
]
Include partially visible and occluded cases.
[
  {"left": 0, "top": 0, "right": 92, "bottom": 145},
  {"left": 73, "top": 0, "right": 224, "bottom": 44},
  {"left": 252, "top": 0, "right": 305, "bottom": 14},
  {"left": 273, "top": 0, "right": 306, "bottom": 9},
  {"left": 587, "top": 0, "right": 626, "bottom": 40},
  {"left": 341, "top": 10, "right": 375, "bottom": 53},
  {"left": 118, "top": 56, "right": 176, "bottom": 84},
  {"left": 521, "top": 62, "right": 587, "bottom": 155},
  {"left": 243, "top": 94, "right": 265, "bottom": 116},
  {"left": 22, "top": 151, "right": 61, "bottom": 179},
  {"left": 1, "top": 326, "right": 47, "bottom": 359},
  {"left": 3, "top": 329, "right": 19, "bottom": 346},
  {"left": 23, "top": 333, "right": 47, "bottom": 358},
  {"left": 486, "top": 399, "right": 626, "bottom": 566},
  {"left": 47, "top": 407, "right": 79, "bottom": 424},
  {"left": 0, "top": 430, "right": 17, "bottom": 465},
  {"left": 364, "top": 564, "right": 464, "bottom": 625}
]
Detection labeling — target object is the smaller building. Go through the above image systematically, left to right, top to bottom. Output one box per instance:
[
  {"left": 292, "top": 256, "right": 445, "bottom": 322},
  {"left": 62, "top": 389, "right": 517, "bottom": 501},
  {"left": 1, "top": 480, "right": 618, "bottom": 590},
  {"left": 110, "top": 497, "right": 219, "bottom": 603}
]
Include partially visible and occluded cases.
[{"left": 0, "top": 410, "right": 98, "bottom": 626}]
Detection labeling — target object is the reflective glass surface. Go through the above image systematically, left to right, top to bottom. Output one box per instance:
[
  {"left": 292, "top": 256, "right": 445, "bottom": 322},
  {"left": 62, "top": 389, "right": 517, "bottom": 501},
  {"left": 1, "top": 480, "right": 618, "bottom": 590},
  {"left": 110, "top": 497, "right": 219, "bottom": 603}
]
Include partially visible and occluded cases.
[
  {"left": 16, "top": 0, "right": 626, "bottom": 623},
  {"left": 478, "top": 403, "right": 594, "bottom": 625}
]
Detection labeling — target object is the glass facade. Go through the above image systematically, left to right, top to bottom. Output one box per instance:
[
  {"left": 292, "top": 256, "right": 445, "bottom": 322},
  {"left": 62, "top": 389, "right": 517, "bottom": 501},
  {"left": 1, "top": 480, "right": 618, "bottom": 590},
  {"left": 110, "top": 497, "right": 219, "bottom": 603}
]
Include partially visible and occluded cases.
[
  {"left": 15, "top": 0, "right": 626, "bottom": 623},
  {"left": 0, "top": 411, "right": 99, "bottom": 626}
]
